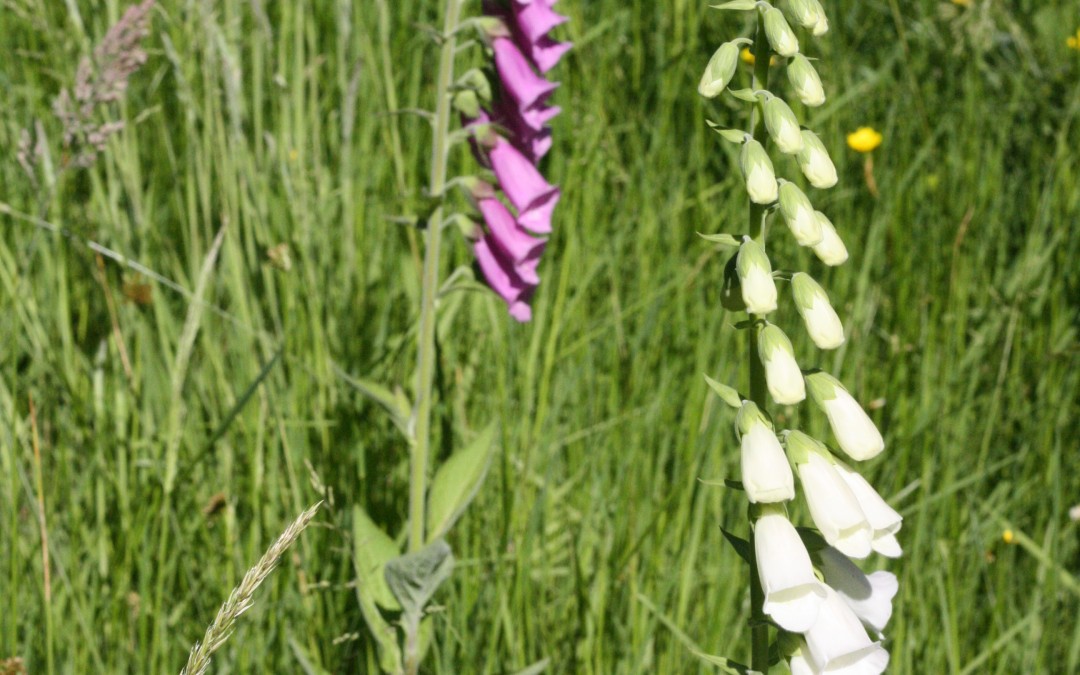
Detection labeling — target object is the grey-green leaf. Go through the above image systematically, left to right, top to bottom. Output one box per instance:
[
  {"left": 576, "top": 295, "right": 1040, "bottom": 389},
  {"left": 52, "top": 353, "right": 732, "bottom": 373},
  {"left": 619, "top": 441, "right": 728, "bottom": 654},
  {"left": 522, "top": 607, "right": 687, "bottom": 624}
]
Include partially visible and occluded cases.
[
  {"left": 710, "top": 0, "right": 758, "bottom": 10},
  {"left": 728, "top": 87, "right": 760, "bottom": 103},
  {"left": 697, "top": 232, "right": 742, "bottom": 248},
  {"left": 704, "top": 374, "right": 744, "bottom": 408},
  {"left": 426, "top": 422, "right": 497, "bottom": 542},
  {"left": 352, "top": 505, "right": 402, "bottom": 611},
  {"left": 720, "top": 527, "right": 753, "bottom": 566},
  {"left": 385, "top": 539, "right": 455, "bottom": 623}
]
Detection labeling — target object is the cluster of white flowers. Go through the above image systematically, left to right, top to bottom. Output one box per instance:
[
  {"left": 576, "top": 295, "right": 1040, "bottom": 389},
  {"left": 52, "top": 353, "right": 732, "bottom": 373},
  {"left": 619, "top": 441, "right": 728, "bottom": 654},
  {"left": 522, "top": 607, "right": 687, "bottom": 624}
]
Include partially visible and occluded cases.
[{"left": 700, "top": 1, "right": 900, "bottom": 673}]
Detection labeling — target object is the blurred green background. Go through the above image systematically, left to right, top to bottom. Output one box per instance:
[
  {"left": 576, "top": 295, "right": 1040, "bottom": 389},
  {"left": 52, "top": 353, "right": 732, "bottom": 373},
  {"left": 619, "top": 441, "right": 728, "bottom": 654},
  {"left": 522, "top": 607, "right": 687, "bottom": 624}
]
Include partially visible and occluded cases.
[{"left": 1, "top": 0, "right": 1078, "bottom": 672}]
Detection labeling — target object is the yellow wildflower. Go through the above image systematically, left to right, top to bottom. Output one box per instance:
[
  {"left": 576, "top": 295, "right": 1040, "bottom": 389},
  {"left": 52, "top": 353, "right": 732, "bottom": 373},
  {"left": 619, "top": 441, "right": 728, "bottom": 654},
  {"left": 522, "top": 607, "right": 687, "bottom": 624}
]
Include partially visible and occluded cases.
[
  {"left": 951, "top": 0, "right": 971, "bottom": 7},
  {"left": 1068, "top": 29, "right": 1080, "bottom": 50},
  {"left": 740, "top": 47, "right": 778, "bottom": 66},
  {"left": 847, "top": 127, "right": 882, "bottom": 153},
  {"left": 1002, "top": 529, "right": 1015, "bottom": 544}
]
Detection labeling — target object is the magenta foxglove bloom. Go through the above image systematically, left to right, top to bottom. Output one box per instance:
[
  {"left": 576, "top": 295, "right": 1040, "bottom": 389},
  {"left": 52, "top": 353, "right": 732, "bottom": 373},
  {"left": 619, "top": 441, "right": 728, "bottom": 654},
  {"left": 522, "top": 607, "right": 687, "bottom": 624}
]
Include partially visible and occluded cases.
[
  {"left": 493, "top": 38, "right": 559, "bottom": 110},
  {"left": 489, "top": 137, "right": 560, "bottom": 234},
  {"left": 477, "top": 196, "right": 546, "bottom": 270},
  {"left": 473, "top": 235, "right": 536, "bottom": 322}
]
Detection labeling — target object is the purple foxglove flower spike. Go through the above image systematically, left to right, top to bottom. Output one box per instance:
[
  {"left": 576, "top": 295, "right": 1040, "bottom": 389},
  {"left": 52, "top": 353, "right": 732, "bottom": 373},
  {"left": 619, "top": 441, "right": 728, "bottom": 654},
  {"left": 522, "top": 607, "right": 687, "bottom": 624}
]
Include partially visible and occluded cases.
[
  {"left": 512, "top": 1, "right": 568, "bottom": 45},
  {"left": 493, "top": 38, "right": 559, "bottom": 110},
  {"left": 489, "top": 138, "right": 560, "bottom": 233},
  {"left": 478, "top": 197, "right": 546, "bottom": 266},
  {"left": 473, "top": 236, "right": 537, "bottom": 323}
]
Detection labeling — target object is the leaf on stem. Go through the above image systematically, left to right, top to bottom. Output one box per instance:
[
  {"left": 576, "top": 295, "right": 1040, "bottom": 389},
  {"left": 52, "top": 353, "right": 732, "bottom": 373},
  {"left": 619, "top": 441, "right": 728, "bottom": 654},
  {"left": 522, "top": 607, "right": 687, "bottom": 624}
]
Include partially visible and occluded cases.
[
  {"left": 710, "top": 0, "right": 758, "bottom": 10},
  {"left": 704, "top": 374, "right": 744, "bottom": 408},
  {"left": 426, "top": 422, "right": 498, "bottom": 542}
]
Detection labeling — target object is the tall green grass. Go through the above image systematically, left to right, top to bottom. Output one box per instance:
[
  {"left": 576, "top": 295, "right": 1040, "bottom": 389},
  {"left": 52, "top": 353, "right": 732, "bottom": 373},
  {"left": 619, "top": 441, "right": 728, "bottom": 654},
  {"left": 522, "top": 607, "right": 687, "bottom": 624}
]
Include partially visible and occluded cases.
[{"left": 1, "top": 0, "right": 1078, "bottom": 672}]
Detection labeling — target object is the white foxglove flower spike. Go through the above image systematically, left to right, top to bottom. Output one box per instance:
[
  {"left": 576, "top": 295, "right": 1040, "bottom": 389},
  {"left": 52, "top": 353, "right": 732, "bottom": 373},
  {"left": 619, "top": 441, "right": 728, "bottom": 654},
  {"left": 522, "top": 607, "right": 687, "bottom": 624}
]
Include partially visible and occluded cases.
[
  {"left": 763, "top": 5, "right": 799, "bottom": 57},
  {"left": 787, "top": 54, "right": 826, "bottom": 108},
  {"left": 763, "top": 95, "right": 805, "bottom": 154},
  {"left": 796, "top": 129, "right": 838, "bottom": 188},
  {"left": 740, "top": 138, "right": 779, "bottom": 205},
  {"left": 778, "top": 180, "right": 824, "bottom": 246},
  {"left": 811, "top": 211, "right": 849, "bottom": 266},
  {"left": 736, "top": 237, "right": 778, "bottom": 314},
  {"left": 792, "top": 273, "right": 845, "bottom": 350},
  {"left": 758, "top": 322, "right": 806, "bottom": 405},
  {"left": 806, "top": 371, "right": 885, "bottom": 461},
  {"left": 737, "top": 401, "right": 795, "bottom": 503},
  {"left": 785, "top": 431, "right": 872, "bottom": 559},
  {"left": 833, "top": 460, "right": 904, "bottom": 557},
  {"left": 754, "top": 504, "right": 827, "bottom": 632},
  {"left": 818, "top": 545, "right": 899, "bottom": 634},
  {"left": 802, "top": 586, "right": 889, "bottom": 674}
]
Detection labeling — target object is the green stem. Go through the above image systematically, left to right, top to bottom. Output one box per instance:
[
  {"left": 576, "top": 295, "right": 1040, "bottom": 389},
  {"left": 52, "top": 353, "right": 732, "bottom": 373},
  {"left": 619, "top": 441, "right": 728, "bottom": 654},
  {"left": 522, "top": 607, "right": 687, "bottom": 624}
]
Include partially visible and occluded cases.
[
  {"left": 409, "top": 0, "right": 462, "bottom": 554},
  {"left": 747, "top": 12, "right": 772, "bottom": 675}
]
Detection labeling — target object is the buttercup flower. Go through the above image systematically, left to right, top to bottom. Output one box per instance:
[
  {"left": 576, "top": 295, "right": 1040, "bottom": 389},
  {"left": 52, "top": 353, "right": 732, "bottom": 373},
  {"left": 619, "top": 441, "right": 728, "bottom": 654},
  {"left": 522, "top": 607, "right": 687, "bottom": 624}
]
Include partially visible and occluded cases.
[
  {"left": 1068, "top": 28, "right": 1080, "bottom": 50},
  {"left": 847, "top": 126, "right": 882, "bottom": 153},
  {"left": 736, "top": 237, "right": 778, "bottom": 314},
  {"left": 758, "top": 323, "right": 806, "bottom": 405},
  {"left": 806, "top": 372, "right": 885, "bottom": 461},
  {"left": 737, "top": 401, "right": 795, "bottom": 503},
  {"left": 755, "top": 505, "right": 827, "bottom": 632},
  {"left": 818, "top": 546, "right": 899, "bottom": 634}
]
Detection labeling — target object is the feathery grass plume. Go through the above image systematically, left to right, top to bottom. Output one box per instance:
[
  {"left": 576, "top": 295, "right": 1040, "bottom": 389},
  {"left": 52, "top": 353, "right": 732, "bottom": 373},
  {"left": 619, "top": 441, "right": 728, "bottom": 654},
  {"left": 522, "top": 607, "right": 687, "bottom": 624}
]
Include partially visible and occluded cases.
[
  {"left": 53, "top": 0, "right": 155, "bottom": 168},
  {"left": 697, "top": 2, "right": 899, "bottom": 672},
  {"left": 179, "top": 502, "right": 321, "bottom": 675}
]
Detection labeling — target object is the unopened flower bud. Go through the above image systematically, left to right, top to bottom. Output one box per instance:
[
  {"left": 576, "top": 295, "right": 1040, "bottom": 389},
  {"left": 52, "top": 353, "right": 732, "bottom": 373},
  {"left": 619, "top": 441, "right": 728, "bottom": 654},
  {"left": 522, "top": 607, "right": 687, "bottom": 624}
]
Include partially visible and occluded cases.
[
  {"left": 782, "top": 0, "right": 823, "bottom": 28},
  {"left": 807, "top": 0, "right": 829, "bottom": 36},
  {"left": 764, "top": 6, "right": 800, "bottom": 57},
  {"left": 698, "top": 40, "right": 745, "bottom": 98},
  {"left": 787, "top": 54, "right": 826, "bottom": 107},
  {"left": 764, "top": 96, "right": 804, "bottom": 154},
  {"left": 796, "top": 129, "right": 838, "bottom": 188},
  {"left": 740, "top": 138, "right": 779, "bottom": 205},
  {"left": 778, "top": 181, "right": 823, "bottom": 246},
  {"left": 811, "top": 211, "right": 848, "bottom": 266},
  {"left": 736, "top": 237, "right": 778, "bottom": 315},
  {"left": 792, "top": 273, "right": 845, "bottom": 349},
  {"left": 759, "top": 323, "right": 806, "bottom": 405},
  {"left": 806, "top": 372, "right": 885, "bottom": 461},
  {"left": 737, "top": 402, "right": 795, "bottom": 503}
]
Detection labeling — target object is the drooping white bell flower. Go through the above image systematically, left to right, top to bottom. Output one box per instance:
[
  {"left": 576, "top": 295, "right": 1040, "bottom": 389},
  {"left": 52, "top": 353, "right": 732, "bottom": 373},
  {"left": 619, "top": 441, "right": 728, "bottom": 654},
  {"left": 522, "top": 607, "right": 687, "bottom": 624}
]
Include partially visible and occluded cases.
[
  {"left": 781, "top": 0, "right": 823, "bottom": 29},
  {"left": 809, "top": 0, "right": 830, "bottom": 36},
  {"left": 763, "top": 6, "right": 800, "bottom": 57},
  {"left": 698, "top": 39, "right": 750, "bottom": 98},
  {"left": 788, "top": 54, "right": 826, "bottom": 108},
  {"left": 764, "top": 95, "right": 805, "bottom": 154},
  {"left": 796, "top": 129, "right": 838, "bottom": 188},
  {"left": 740, "top": 138, "right": 779, "bottom": 205},
  {"left": 778, "top": 180, "right": 824, "bottom": 247},
  {"left": 811, "top": 211, "right": 849, "bottom": 266},
  {"left": 736, "top": 237, "right": 778, "bottom": 315},
  {"left": 792, "top": 273, "right": 845, "bottom": 350},
  {"left": 758, "top": 322, "right": 806, "bottom": 405},
  {"left": 805, "top": 372, "right": 885, "bottom": 461},
  {"left": 737, "top": 401, "right": 795, "bottom": 503},
  {"left": 785, "top": 431, "right": 872, "bottom": 559},
  {"left": 832, "top": 461, "right": 903, "bottom": 558},
  {"left": 754, "top": 505, "right": 827, "bottom": 632},
  {"left": 818, "top": 546, "right": 899, "bottom": 634},
  {"left": 802, "top": 586, "right": 890, "bottom": 674}
]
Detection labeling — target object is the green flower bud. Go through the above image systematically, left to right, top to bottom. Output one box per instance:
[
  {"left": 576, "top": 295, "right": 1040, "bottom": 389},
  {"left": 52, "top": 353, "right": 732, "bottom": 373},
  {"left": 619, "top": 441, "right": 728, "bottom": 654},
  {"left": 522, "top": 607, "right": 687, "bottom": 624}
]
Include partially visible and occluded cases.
[
  {"left": 781, "top": 0, "right": 823, "bottom": 28},
  {"left": 809, "top": 0, "right": 829, "bottom": 36},
  {"left": 764, "top": 6, "right": 799, "bottom": 57},
  {"left": 699, "top": 40, "right": 749, "bottom": 98},
  {"left": 787, "top": 54, "right": 826, "bottom": 107},
  {"left": 764, "top": 96, "right": 804, "bottom": 154},
  {"left": 796, "top": 129, "right": 838, "bottom": 188},
  {"left": 740, "top": 138, "right": 779, "bottom": 205},
  {"left": 778, "top": 180, "right": 823, "bottom": 246},
  {"left": 811, "top": 211, "right": 849, "bottom": 266},
  {"left": 736, "top": 237, "right": 778, "bottom": 314},
  {"left": 792, "top": 272, "right": 845, "bottom": 349},
  {"left": 759, "top": 322, "right": 806, "bottom": 404}
]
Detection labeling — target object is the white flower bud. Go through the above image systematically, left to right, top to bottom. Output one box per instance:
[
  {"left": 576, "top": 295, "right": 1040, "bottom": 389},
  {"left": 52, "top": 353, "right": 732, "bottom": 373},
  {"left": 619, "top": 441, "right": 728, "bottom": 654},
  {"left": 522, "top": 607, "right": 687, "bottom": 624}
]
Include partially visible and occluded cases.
[
  {"left": 782, "top": 0, "right": 823, "bottom": 28},
  {"left": 763, "top": 6, "right": 799, "bottom": 57},
  {"left": 812, "top": 11, "right": 829, "bottom": 36},
  {"left": 698, "top": 40, "right": 744, "bottom": 98},
  {"left": 787, "top": 54, "right": 826, "bottom": 107},
  {"left": 764, "top": 96, "right": 804, "bottom": 154},
  {"left": 796, "top": 129, "right": 838, "bottom": 188},
  {"left": 740, "top": 138, "right": 778, "bottom": 205},
  {"left": 778, "top": 181, "right": 824, "bottom": 246},
  {"left": 811, "top": 211, "right": 849, "bottom": 266},
  {"left": 736, "top": 237, "right": 778, "bottom": 315},
  {"left": 792, "top": 272, "right": 845, "bottom": 349},
  {"left": 758, "top": 323, "right": 806, "bottom": 405},
  {"left": 806, "top": 372, "right": 885, "bottom": 461},
  {"left": 737, "top": 402, "right": 795, "bottom": 503},
  {"left": 786, "top": 431, "right": 872, "bottom": 558},
  {"left": 833, "top": 461, "right": 903, "bottom": 558},
  {"left": 755, "top": 505, "right": 827, "bottom": 632},
  {"left": 818, "top": 546, "right": 899, "bottom": 634},
  {"left": 803, "top": 587, "right": 890, "bottom": 674}
]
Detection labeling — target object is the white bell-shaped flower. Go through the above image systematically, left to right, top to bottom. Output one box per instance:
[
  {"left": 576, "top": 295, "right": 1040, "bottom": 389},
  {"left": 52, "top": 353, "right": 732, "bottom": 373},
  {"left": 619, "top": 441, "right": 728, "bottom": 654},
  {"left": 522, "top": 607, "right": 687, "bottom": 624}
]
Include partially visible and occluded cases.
[
  {"left": 782, "top": 0, "right": 823, "bottom": 28},
  {"left": 809, "top": 0, "right": 830, "bottom": 36},
  {"left": 764, "top": 6, "right": 800, "bottom": 57},
  {"left": 699, "top": 39, "right": 749, "bottom": 98},
  {"left": 788, "top": 54, "right": 826, "bottom": 108},
  {"left": 764, "top": 96, "right": 805, "bottom": 154},
  {"left": 796, "top": 129, "right": 838, "bottom": 188},
  {"left": 740, "top": 138, "right": 779, "bottom": 205},
  {"left": 778, "top": 181, "right": 824, "bottom": 247},
  {"left": 812, "top": 211, "right": 849, "bottom": 266},
  {"left": 736, "top": 237, "right": 778, "bottom": 315},
  {"left": 792, "top": 273, "right": 845, "bottom": 350},
  {"left": 758, "top": 322, "right": 806, "bottom": 405},
  {"left": 806, "top": 372, "right": 885, "bottom": 461},
  {"left": 737, "top": 402, "right": 795, "bottom": 503},
  {"left": 786, "top": 431, "right": 872, "bottom": 559},
  {"left": 833, "top": 461, "right": 903, "bottom": 557},
  {"left": 754, "top": 505, "right": 827, "bottom": 632},
  {"left": 818, "top": 546, "right": 899, "bottom": 634},
  {"left": 802, "top": 586, "right": 889, "bottom": 674}
]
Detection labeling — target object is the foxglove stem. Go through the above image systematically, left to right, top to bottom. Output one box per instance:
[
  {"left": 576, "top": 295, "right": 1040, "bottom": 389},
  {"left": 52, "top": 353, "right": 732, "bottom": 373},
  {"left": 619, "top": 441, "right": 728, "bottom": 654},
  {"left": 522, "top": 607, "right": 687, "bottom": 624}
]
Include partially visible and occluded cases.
[
  {"left": 411, "top": 0, "right": 463, "bottom": 561},
  {"left": 746, "top": 10, "right": 772, "bottom": 674}
]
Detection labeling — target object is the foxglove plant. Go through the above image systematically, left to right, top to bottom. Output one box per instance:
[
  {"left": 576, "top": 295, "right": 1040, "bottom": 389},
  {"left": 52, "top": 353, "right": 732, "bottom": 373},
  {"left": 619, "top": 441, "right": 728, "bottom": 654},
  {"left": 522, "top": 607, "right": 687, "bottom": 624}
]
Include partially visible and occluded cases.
[
  {"left": 698, "top": 1, "right": 900, "bottom": 672},
  {"left": 348, "top": 2, "right": 569, "bottom": 674}
]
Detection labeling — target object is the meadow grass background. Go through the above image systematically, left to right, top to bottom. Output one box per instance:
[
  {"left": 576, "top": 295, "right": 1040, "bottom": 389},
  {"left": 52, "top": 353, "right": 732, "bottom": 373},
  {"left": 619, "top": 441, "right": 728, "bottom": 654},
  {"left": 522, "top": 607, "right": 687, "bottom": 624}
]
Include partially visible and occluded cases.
[{"left": 2, "top": 0, "right": 1079, "bottom": 672}]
